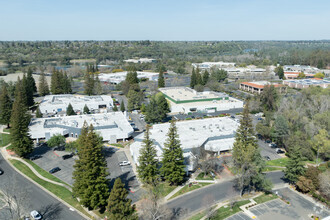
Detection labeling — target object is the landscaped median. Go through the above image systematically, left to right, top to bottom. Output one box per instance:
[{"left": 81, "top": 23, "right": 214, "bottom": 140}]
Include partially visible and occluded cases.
[
  {"left": 9, "top": 159, "right": 92, "bottom": 219},
  {"left": 169, "top": 182, "right": 213, "bottom": 200},
  {"left": 189, "top": 193, "right": 278, "bottom": 220}
]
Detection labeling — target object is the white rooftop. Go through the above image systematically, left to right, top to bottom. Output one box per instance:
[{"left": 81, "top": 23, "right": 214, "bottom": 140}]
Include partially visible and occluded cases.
[
  {"left": 98, "top": 71, "right": 159, "bottom": 84},
  {"left": 29, "top": 112, "right": 133, "bottom": 141}
]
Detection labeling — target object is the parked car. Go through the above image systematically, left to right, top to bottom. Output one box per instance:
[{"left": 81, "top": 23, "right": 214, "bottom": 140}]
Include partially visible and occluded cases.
[
  {"left": 231, "top": 115, "right": 235, "bottom": 118},
  {"left": 257, "top": 118, "right": 263, "bottom": 120},
  {"left": 265, "top": 139, "right": 272, "bottom": 143},
  {"left": 269, "top": 143, "right": 277, "bottom": 148},
  {"left": 53, "top": 146, "right": 65, "bottom": 151},
  {"left": 276, "top": 148, "right": 285, "bottom": 154},
  {"left": 62, "top": 153, "right": 73, "bottom": 160},
  {"left": 30, "top": 155, "right": 42, "bottom": 161},
  {"left": 264, "top": 156, "right": 271, "bottom": 161},
  {"left": 118, "top": 161, "right": 131, "bottom": 166},
  {"left": 49, "top": 167, "right": 61, "bottom": 174},
  {"left": 0, "top": 168, "right": 4, "bottom": 175},
  {"left": 30, "top": 210, "right": 42, "bottom": 220}
]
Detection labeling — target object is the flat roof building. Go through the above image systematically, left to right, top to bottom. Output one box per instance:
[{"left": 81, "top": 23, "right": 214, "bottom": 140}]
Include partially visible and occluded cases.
[
  {"left": 124, "top": 58, "right": 156, "bottom": 63},
  {"left": 192, "top": 62, "right": 236, "bottom": 69},
  {"left": 98, "top": 71, "right": 159, "bottom": 85},
  {"left": 283, "top": 78, "right": 330, "bottom": 89},
  {"left": 240, "top": 81, "right": 287, "bottom": 94},
  {"left": 159, "top": 87, "right": 243, "bottom": 114},
  {"left": 39, "top": 95, "right": 113, "bottom": 114},
  {"left": 29, "top": 112, "right": 133, "bottom": 143},
  {"left": 130, "top": 117, "right": 239, "bottom": 171}
]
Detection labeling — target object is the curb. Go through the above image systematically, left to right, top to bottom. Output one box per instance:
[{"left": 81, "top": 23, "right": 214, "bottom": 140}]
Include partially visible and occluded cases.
[{"left": 1, "top": 150, "right": 92, "bottom": 220}]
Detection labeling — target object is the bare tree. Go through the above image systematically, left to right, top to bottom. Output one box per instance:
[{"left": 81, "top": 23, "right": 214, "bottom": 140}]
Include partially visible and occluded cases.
[
  {"left": 1, "top": 179, "right": 29, "bottom": 220},
  {"left": 138, "top": 187, "right": 171, "bottom": 220}
]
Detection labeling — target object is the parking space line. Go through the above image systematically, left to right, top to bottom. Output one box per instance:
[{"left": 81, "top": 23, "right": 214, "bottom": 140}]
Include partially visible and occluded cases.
[{"left": 53, "top": 151, "right": 60, "bottom": 157}]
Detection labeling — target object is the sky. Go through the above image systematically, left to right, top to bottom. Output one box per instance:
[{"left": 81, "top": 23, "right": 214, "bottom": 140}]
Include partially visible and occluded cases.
[{"left": 0, "top": 0, "right": 329, "bottom": 41}]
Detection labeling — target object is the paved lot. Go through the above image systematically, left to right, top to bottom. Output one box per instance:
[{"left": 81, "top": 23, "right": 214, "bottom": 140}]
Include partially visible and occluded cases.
[
  {"left": 31, "top": 145, "right": 143, "bottom": 203},
  {"left": 249, "top": 188, "right": 330, "bottom": 220},
  {"left": 226, "top": 212, "right": 250, "bottom": 220}
]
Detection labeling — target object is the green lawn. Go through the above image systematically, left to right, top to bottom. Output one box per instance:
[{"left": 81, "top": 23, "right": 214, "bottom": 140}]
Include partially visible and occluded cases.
[
  {"left": 3, "top": 128, "right": 10, "bottom": 133},
  {"left": 0, "top": 133, "right": 11, "bottom": 147},
  {"left": 110, "top": 143, "right": 124, "bottom": 148},
  {"left": 266, "top": 158, "right": 289, "bottom": 167},
  {"left": 10, "top": 159, "right": 91, "bottom": 218},
  {"left": 24, "top": 159, "right": 71, "bottom": 186},
  {"left": 263, "top": 166, "right": 284, "bottom": 172},
  {"left": 196, "top": 172, "right": 214, "bottom": 180},
  {"left": 156, "top": 182, "right": 177, "bottom": 197},
  {"left": 170, "top": 182, "right": 212, "bottom": 200},
  {"left": 254, "top": 193, "right": 278, "bottom": 204},
  {"left": 211, "top": 200, "right": 250, "bottom": 220},
  {"left": 189, "top": 212, "right": 206, "bottom": 220}
]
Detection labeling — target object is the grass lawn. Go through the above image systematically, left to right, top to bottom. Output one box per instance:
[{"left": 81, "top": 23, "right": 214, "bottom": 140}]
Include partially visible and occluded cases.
[
  {"left": 3, "top": 128, "right": 10, "bottom": 133},
  {"left": 0, "top": 133, "right": 11, "bottom": 147},
  {"left": 110, "top": 143, "right": 124, "bottom": 148},
  {"left": 266, "top": 158, "right": 289, "bottom": 167},
  {"left": 10, "top": 159, "right": 91, "bottom": 218},
  {"left": 24, "top": 159, "right": 71, "bottom": 187},
  {"left": 263, "top": 166, "right": 284, "bottom": 172},
  {"left": 196, "top": 172, "right": 214, "bottom": 181},
  {"left": 156, "top": 182, "right": 177, "bottom": 197},
  {"left": 170, "top": 182, "right": 212, "bottom": 200},
  {"left": 254, "top": 193, "right": 278, "bottom": 204},
  {"left": 211, "top": 200, "right": 250, "bottom": 220},
  {"left": 189, "top": 212, "right": 206, "bottom": 220}
]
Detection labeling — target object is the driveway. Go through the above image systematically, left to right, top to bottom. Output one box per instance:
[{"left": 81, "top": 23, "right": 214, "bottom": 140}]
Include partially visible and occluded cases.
[{"left": 249, "top": 188, "right": 330, "bottom": 220}]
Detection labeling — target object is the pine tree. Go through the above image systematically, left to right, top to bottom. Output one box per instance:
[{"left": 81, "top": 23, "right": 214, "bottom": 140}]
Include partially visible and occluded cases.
[
  {"left": 27, "top": 67, "right": 37, "bottom": 93},
  {"left": 190, "top": 68, "right": 196, "bottom": 88},
  {"left": 196, "top": 70, "right": 202, "bottom": 86},
  {"left": 202, "top": 70, "right": 209, "bottom": 85},
  {"left": 158, "top": 71, "right": 165, "bottom": 88},
  {"left": 23, "top": 72, "right": 35, "bottom": 107},
  {"left": 38, "top": 72, "right": 50, "bottom": 96},
  {"left": 62, "top": 72, "right": 72, "bottom": 94},
  {"left": 84, "top": 72, "right": 94, "bottom": 96},
  {"left": 21, "top": 74, "right": 28, "bottom": 106},
  {"left": 93, "top": 75, "right": 103, "bottom": 95},
  {"left": 10, "top": 79, "right": 33, "bottom": 158},
  {"left": 0, "top": 86, "right": 13, "bottom": 128},
  {"left": 156, "top": 93, "right": 170, "bottom": 122},
  {"left": 120, "top": 100, "right": 125, "bottom": 112},
  {"left": 66, "top": 103, "right": 76, "bottom": 116},
  {"left": 113, "top": 104, "right": 118, "bottom": 112},
  {"left": 83, "top": 105, "right": 90, "bottom": 114},
  {"left": 36, "top": 107, "right": 42, "bottom": 118},
  {"left": 161, "top": 120, "right": 185, "bottom": 185},
  {"left": 73, "top": 124, "right": 109, "bottom": 210},
  {"left": 137, "top": 126, "right": 159, "bottom": 185},
  {"left": 284, "top": 147, "right": 306, "bottom": 183},
  {"left": 107, "top": 178, "right": 137, "bottom": 220}
]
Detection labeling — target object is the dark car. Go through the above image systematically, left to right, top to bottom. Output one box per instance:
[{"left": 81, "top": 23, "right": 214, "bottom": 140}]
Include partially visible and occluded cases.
[
  {"left": 231, "top": 115, "right": 235, "bottom": 118},
  {"left": 257, "top": 117, "right": 263, "bottom": 120},
  {"left": 265, "top": 139, "right": 272, "bottom": 143},
  {"left": 53, "top": 146, "right": 65, "bottom": 151},
  {"left": 276, "top": 149, "right": 285, "bottom": 154},
  {"left": 62, "top": 154, "right": 73, "bottom": 160},
  {"left": 30, "top": 155, "right": 42, "bottom": 161},
  {"left": 264, "top": 156, "right": 271, "bottom": 161},
  {"left": 49, "top": 167, "right": 61, "bottom": 174},
  {"left": 0, "top": 168, "right": 3, "bottom": 175}
]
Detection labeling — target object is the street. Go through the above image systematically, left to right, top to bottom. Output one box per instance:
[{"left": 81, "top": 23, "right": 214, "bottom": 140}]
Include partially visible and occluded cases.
[
  {"left": 0, "top": 154, "right": 85, "bottom": 220},
  {"left": 167, "top": 171, "right": 286, "bottom": 219}
]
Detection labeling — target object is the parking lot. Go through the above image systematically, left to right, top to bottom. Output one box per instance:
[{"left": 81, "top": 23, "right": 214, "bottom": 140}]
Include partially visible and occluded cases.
[
  {"left": 31, "top": 145, "right": 143, "bottom": 202},
  {"left": 226, "top": 212, "right": 250, "bottom": 220}
]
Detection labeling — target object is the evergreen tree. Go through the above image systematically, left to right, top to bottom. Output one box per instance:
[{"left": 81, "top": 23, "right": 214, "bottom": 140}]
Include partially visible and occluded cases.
[
  {"left": 275, "top": 66, "right": 284, "bottom": 79},
  {"left": 27, "top": 67, "right": 37, "bottom": 93},
  {"left": 190, "top": 68, "right": 196, "bottom": 88},
  {"left": 196, "top": 69, "right": 202, "bottom": 86},
  {"left": 202, "top": 70, "right": 209, "bottom": 85},
  {"left": 125, "top": 71, "right": 139, "bottom": 85},
  {"left": 158, "top": 71, "right": 165, "bottom": 88},
  {"left": 24, "top": 72, "right": 35, "bottom": 107},
  {"left": 38, "top": 72, "right": 50, "bottom": 96},
  {"left": 62, "top": 72, "right": 72, "bottom": 94},
  {"left": 84, "top": 72, "right": 94, "bottom": 96},
  {"left": 21, "top": 74, "right": 28, "bottom": 106},
  {"left": 93, "top": 75, "right": 103, "bottom": 95},
  {"left": 10, "top": 79, "right": 33, "bottom": 157},
  {"left": 0, "top": 86, "right": 13, "bottom": 128},
  {"left": 127, "top": 89, "right": 142, "bottom": 111},
  {"left": 155, "top": 93, "right": 170, "bottom": 121},
  {"left": 145, "top": 97, "right": 159, "bottom": 124},
  {"left": 120, "top": 100, "right": 125, "bottom": 112},
  {"left": 232, "top": 102, "right": 270, "bottom": 196},
  {"left": 66, "top": 103, "right": 76, "bottom": 116},
  {"left": 113, "top": 104, "right": 118, "bottom": 112},
  {"left": 83, "top": 105, "right": 90, "bottom": 114},
  {"left": 35, "top": 107, "right": 42, "bottom": 118},
  {"left": 161, "top": 120, "right": 185, "bottom": 185},
  {"left": 73, "top": 124, "right": 109, "bottom": 210},
  {"left": 137, "top": 126, "right": 159, "bottom": 185},
  {"left": 284, "top": 147, "right": 306, "bottom": 183},
  {"left": 107, "top": 178, "right": 137, "bottom": 220}
]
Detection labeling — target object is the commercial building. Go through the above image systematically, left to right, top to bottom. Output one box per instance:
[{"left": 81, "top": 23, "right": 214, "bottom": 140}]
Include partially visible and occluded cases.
[
  {"left": 124, "top": 58, "right": 156, "bottom": 64},
  {"left": 192, "top": 62, "right": 236, "bottom": 70},
  {"left": 284, "top": 65, "right": 319, "bottom": 74},
  {"left": 98, "top": 71, "right": 159, "bottom": 84},
  {"left": 283, "top": 78, "right": 330, "bottom": 89},
  {"left": 239, "top": 81, "right": 286, "bottom": 94},
  {"left": 159, "top": 87, "right": 243, "bottom": 114},
  {"left": 39, "top": 95, "right": 113, "bottom": 114},
  {"left": 29, "top": 112, "right": 134, "bottom": 143},
  {"left": 130, "top": 117, "right": 239, "bottom": 172}
]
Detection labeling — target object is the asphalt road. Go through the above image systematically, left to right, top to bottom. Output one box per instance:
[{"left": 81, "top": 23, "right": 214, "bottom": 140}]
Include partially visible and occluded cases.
[
  {"left": 0, "top": 154, "right": 86, "bottom": 220},
  {"left": 167, "top": 171, "right": 285, "bottom": 219}
]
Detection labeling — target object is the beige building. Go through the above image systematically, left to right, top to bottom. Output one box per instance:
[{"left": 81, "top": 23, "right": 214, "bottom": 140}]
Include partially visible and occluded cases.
[{"left": 240, "top": 81, "right": 286, "bottom": 94}]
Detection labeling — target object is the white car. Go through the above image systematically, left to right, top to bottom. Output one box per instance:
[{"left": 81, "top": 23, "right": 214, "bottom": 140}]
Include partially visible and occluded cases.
[
  {"left": 119, "top": 161, "right": 131, "bottom": 166},
  {"left": 30, "top": 210, "right": 42, "bottom": 220}
]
